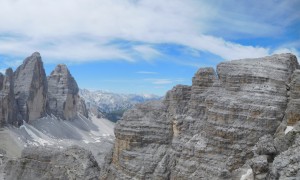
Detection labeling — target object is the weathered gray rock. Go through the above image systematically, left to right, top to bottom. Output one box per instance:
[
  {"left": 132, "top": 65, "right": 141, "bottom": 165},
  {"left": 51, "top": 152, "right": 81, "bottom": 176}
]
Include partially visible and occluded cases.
[
  {"left": 14, "top": 52, "right": 48, "bottom": 123},
  {"left": 104, "top": 53, "right": 300, "bottom": 179},
  {"left": 47, "top": 64, "right": 88, "bottom": 120},
  {"left": 0, "top": 68, "right": 19, "bottom": 126},
  {"left": 285, "top": 69, "right": 300, "bottom": 126},
  {"left": 77, "top": 97, "right": 89, "bottom": 118},
  {"left": 109, "top": 101, "right": 173, "bottom": 179},
  {"left": 268, "top": 130, "right": 300, "bottom": 179},
  {"left": 255, "top": 135, "right": 277, "bottom": 156},
  {"left": 4, "top": 145, "right": 100, "bottom": 180},
  {"left": 249, "top": 155, "right": 269, "bottom": 180}
]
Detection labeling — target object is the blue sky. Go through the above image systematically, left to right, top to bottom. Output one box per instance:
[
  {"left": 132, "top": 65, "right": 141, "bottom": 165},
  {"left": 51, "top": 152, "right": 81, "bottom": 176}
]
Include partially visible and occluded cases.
[{"left": 0, "top": 0, "right": 299, "bottom": 95}]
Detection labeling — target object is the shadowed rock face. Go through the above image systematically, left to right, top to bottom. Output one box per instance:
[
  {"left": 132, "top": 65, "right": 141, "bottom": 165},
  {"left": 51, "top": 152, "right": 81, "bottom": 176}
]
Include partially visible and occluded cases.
[
  {"left": 14, "top": 52, "right": 48, "bottom": 123},
  {"left": 104, "top": 53, "right": 300, "bottom": 179},
  {"left": 47, "top": 64, "right": 88, "bottom": 120},
  {"left": 0, "top": 68, "right": 19, "bottom": 126}
]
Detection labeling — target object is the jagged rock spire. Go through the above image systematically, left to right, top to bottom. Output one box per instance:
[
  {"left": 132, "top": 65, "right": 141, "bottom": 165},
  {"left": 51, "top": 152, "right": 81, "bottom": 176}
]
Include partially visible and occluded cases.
[
  {"left": 14, "top": 52, "right": 48, "bottom": 123},
  {"left": 47, "top": 64, "right": 86, "bottom": 120}
]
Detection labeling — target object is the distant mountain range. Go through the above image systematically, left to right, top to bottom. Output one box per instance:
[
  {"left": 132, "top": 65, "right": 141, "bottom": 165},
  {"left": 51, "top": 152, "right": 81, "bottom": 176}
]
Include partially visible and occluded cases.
[{"left": 79, "top": 89, "right": 162, "bottom": 122}]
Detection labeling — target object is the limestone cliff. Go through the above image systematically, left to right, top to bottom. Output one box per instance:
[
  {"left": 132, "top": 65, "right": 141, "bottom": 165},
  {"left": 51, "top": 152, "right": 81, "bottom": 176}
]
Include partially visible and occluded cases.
[
  {"left": 0, "top": 52, "right": 88, "bottom": 126},
  {"left": 14, "top": 52, "right": 48, "bottom": 123},
  {"left": 104, "top": 53, "right": 300, "bottom": 179},
  {"left": 47, "top": 64, "right": 88, "bottom": 120},
  {"left": 0, "top": 68, "right": 19, "bottom": 126}
]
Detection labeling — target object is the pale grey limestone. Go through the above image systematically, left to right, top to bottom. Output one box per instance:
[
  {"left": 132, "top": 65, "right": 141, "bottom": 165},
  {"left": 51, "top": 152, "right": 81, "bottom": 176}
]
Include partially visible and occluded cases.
[
  {"left": 14, "top": 52, "right": 48, "bottom": 123},
  {"left": 104, "top": 53, "right": 300, "bottom": 180},
  {"left": 47, "top": 64, "right": 88, "bottom": 120},
  {"left": 0, "top": 68, "right": 19, "bottom": 126},
  {"left": 4, "top": 145, "right": 100, "bottom": 180}
]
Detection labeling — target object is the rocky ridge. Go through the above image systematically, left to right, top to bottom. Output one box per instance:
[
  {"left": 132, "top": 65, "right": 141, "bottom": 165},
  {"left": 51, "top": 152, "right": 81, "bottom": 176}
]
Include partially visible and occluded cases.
[{"left": 103, "top": 53, "right": 300, "bottom": 179}]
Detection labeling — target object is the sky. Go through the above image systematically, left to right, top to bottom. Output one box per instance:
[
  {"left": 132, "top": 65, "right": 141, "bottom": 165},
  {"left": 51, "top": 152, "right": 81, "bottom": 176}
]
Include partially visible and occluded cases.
[{"left": 0, "top": 0, "right": 299, "bottom": 95}]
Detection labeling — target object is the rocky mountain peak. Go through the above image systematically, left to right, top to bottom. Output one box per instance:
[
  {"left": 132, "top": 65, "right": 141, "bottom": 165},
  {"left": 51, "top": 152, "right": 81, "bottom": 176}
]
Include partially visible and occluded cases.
[
  {"left": 0, "top": 52, "right": 88, "bottom": 126},
  {"left": 14, "top": 52, "right": 48, "bottom": 123},
  {"left": 47, "top": 63, "right": 85, "bottom": 120},
  {"left": 51, "top": 64, "right": 70, "bottom": 75}
]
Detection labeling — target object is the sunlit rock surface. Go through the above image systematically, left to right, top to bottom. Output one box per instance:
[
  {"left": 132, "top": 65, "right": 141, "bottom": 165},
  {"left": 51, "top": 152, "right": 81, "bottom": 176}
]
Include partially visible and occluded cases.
[
  {"left": 14, "top": 52, "right": 48, "bottom": 123},
  {"left": 104, "top": 53, "right": 300, "bottom": 179},
  {"left": 47, "top": 64, "right": 88, "bottom": 120}
]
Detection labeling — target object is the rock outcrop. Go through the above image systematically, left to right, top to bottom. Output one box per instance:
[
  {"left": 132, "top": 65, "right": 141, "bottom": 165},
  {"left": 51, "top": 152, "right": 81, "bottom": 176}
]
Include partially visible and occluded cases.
[
  {"left": 0, "top": 52, "right": 89, "bottom": 126},
  {"left": 14, "top": 52, "right": 48, "bottom": 123},
  {"left": 104, "top": 53, "right": 300, "bottom": 179},
  {"left": 47, "top": 64, "right": 88, "bottom": 120},
  {"left": 0, "top": 68, "right": 19, "bottom": 126},
  {"left": 4, "top": 146, "right": 100, "bottom": 180}
]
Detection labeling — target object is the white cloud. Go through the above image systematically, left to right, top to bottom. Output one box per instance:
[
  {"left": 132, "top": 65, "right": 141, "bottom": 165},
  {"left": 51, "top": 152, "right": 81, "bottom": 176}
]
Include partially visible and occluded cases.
[
  {"left": 0, "top": 0, "right": 298, "bottom": 64},
  {"left": 133, "top": 45, "right": 161, "bottom": 60}
]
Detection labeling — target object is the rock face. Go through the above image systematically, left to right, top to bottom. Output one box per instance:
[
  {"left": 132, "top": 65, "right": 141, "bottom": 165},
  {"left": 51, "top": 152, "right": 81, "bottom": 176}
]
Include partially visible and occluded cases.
[
  {"left": 0, "top": 52, "right": 88, "bottom": 126},
  {"left": 14, "top": 52, "right": 48, "bottom": 123},
  {"left": 104, "top": 54, "right": 300, "bottom": 179},
  {"left": 47, "top": 64, "right": 88, "bottom": 120},
  {"left": 0, "top": 68, "right": 19, "bottom": 126},
  {"left": 285, "top": 69, "right": 300, "bottom": 126},
  {"left": 4, "top": 146, "right": 100, "bottom": 180}
]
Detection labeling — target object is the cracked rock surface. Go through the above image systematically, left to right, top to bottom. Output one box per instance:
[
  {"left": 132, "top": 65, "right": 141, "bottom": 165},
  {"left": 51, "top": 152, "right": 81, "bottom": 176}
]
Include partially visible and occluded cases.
[{"left": 103, "top": 54, "right": 300, "bottom": 179}]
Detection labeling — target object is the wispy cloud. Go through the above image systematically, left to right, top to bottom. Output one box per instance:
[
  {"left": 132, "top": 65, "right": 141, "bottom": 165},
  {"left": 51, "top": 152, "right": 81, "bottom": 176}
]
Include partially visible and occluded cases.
[
  {"left": 0, "top": 0, "right": 298, "bottom": 65},
  {"left": 133, "top": 45, "right": 161, "bottom": 60}
]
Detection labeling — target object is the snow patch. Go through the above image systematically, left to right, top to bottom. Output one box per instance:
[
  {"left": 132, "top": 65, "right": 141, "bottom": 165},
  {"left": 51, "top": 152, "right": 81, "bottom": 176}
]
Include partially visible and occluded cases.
[
  {"left": 20, "top": 123, "right": 53, "bottom": 146},
  {"left": 285, "top": 126, "right": 294, "bottom": 134}
]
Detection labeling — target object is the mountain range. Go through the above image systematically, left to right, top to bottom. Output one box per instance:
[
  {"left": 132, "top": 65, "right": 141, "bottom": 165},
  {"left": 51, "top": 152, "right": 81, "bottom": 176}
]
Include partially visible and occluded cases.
[{"left": 79, "top": 89, "right": 161, "bottom": 122}]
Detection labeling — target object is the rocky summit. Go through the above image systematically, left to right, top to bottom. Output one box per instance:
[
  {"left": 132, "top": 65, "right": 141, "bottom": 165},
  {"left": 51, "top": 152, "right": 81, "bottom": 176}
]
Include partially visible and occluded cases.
[
  {"left": 14, "top": 52, "right": 48, "bottom": 123},
  {"left": 103, "top": 53, "right": 300, "bottom": 179},
  {"left": 47, "top": 64, "right": 88, "bottom": 120}
]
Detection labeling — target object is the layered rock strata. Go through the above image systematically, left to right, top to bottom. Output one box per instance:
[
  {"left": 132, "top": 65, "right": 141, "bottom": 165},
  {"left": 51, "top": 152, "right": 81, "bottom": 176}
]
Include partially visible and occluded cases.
[
  {"left": 0, "top": 52, "right": 87, "bottom": 126},
  {"left": 14, "top": 52, "right": 48, "bottom": 123},
  {"left": 104, "top": 53, "right": 300, "bottom": 179},
  {"left": 47, "top": 64, "right": 88, "bottom": 120},
  {"left": 0, "top": 68, "right": 19, "bottom": 126},
  {"left": 4, "top": 146, "right": 100, "bottom": 180}
]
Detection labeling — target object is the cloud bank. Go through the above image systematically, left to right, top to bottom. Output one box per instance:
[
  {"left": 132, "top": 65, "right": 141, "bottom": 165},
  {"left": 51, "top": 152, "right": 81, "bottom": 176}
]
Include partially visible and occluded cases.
[{"left": 0, "top": 0, "right": 299, "bottom": 66}]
